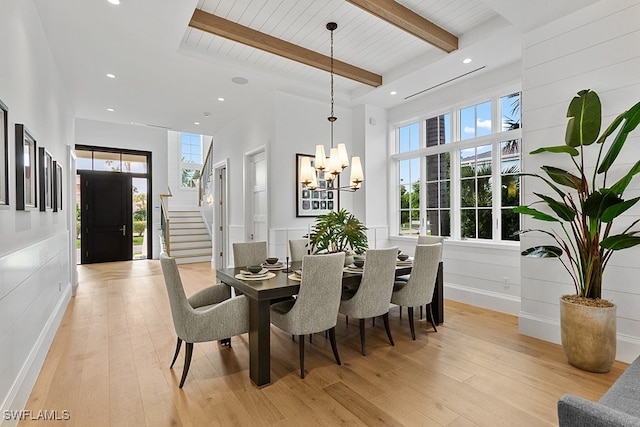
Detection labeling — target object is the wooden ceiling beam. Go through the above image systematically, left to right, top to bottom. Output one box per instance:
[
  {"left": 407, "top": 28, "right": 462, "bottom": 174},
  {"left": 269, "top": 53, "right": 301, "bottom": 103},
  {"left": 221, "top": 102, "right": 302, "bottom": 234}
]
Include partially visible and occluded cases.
[
  {"left": 346, "top": 0, "right": 458, "bottom": 53},
  {"left": 189, "top": 9, "right": 382, "bottom": 87}
]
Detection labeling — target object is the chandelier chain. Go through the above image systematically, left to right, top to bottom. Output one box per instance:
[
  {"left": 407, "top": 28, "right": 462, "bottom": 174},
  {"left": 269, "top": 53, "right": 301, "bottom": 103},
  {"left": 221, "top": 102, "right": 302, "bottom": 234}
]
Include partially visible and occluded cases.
[{"left": 329, "top": 24, "right": 335, "bottom": 148}]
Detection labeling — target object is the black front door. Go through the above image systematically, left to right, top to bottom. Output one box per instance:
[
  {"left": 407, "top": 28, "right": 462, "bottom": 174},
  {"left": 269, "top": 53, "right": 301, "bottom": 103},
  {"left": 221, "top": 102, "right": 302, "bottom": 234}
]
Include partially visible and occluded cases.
[{"left": 81, "top": 172, "right": 132, "bottom": 264}]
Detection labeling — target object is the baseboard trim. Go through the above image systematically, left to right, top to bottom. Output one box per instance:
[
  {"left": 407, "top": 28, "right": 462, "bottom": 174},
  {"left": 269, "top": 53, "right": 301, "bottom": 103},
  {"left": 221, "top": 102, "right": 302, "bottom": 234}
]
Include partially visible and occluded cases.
[{"left": 445, "top": 282, "right": 521, "bottom": 316}]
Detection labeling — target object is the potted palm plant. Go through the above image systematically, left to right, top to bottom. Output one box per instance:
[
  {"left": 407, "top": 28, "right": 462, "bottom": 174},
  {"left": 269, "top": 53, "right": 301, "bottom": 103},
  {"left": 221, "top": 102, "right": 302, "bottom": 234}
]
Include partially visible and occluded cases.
[
  {"left": 515, "top": 89, "right": 640, "bottom": 373},
  {"left": 308, "top": 208, "right": 368, "bottom": 265}
]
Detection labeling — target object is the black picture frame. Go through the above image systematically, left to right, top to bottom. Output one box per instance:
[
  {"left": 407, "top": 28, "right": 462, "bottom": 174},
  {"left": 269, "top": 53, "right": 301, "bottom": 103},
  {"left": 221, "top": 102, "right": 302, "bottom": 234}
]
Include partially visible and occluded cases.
[
  {"left": 0, "top": 99, "right": 8, "bottom": 206},
  {"left": 15, "top": 124, "right": 37, "bottom": 210},
  {"left": 39, "top": 147, "right": 53, "bottom": 211},
  {"left": 295, "top": 153, "right": 339, "bottom": 217},
  {"left": 53, "top": 160, "right": 63, "bottom": 212}
]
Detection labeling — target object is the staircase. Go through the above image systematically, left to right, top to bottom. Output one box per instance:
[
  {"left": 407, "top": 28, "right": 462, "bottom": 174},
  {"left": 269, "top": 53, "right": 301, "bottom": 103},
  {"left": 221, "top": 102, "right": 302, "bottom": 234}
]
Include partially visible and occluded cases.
[{"left": 166, "top": 210, "right": 212, "bottom": 264}]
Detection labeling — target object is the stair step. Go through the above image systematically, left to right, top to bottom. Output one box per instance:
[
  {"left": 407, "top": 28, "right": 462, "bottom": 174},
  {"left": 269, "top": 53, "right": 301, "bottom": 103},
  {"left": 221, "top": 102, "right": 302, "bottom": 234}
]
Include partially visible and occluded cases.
[
  {"left": 170, "top": 235, "right": 209, "bottom": 243},
  {"left": 169, "top": 241, "right": 211, "bottom": 250},
  {"left": 170, "top": 248, "right": 213, "bottom": 257}
]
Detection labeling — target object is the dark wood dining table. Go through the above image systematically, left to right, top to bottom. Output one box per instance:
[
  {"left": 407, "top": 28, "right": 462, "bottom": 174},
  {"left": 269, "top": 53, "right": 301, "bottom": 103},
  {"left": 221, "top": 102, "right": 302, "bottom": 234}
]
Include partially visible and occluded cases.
[{"left": 216, "top": 260, "right": 443, "bottom": 387}]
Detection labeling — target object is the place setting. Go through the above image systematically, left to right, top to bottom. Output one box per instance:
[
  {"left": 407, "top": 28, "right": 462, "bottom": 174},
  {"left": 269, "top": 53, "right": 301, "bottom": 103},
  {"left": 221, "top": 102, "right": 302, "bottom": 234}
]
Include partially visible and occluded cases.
[
  {"left": 396, "top": 251, "right": 413, "bottom": 266},
  {"left": 261, "top": 257, "right": 287, "bottom": 271},
  {"left": 344, "top": 257, "right": 365, "bottom": 274},
  {"left": 235, "top": 265, "right": 276, "bottom": 281},
  {"left": 288, "top": 269, "right": 303, "bottom": 281}
]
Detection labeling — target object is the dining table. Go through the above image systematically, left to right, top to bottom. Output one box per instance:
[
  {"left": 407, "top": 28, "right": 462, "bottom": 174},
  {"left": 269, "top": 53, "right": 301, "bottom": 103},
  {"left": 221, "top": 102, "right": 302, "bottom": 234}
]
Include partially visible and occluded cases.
[{"left": 216, "top": 259, "right": 443, "bottom": 387}]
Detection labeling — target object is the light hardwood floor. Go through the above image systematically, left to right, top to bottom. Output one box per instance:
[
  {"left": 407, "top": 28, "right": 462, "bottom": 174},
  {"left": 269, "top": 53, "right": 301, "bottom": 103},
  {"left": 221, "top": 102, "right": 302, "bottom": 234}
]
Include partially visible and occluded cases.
[{"left": 19, "top": 260, "right": 627, "bottom": 426}]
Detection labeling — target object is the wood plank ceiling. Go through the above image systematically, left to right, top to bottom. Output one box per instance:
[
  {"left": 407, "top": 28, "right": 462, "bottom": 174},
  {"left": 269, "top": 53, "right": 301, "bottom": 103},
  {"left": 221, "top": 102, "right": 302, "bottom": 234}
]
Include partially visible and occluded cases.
[{"left": 182, "top": 0, "right": 497, "bottom": 93}]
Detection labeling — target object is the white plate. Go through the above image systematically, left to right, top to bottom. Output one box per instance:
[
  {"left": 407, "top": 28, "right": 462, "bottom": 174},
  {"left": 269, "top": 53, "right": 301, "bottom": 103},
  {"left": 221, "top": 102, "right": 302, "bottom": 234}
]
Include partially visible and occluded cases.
[
  {"left": 262, "top": 262, "right": 284, "bottom": 268},
  {"left": 235, "top": 272, "right": 276, "bottom": 281}
]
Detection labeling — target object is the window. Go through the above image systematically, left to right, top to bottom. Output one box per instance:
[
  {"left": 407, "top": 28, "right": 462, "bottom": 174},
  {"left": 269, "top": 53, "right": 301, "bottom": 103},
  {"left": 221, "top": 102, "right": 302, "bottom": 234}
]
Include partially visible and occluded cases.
[
  {"left": 392, "top": 90, "right": 521, "bottom": 242},
  {"left": 460, "top": 101, "right": 491, "bottom": 140},
  {"left": 180, "top": 133, "right": 202, "bottom": 188},
  {"left": 500, "top": 139, "right": 521, "bottom": 240},
  {"left": 460, "top": 145, "right": 492, "bottom": 239},
  {"left": 398, "top": 157, "right": 420, "bottom": 235}
]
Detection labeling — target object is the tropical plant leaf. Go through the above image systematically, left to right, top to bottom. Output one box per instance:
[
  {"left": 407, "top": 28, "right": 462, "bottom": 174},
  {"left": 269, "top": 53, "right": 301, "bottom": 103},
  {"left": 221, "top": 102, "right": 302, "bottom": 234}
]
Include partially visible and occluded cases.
[
  {"left": 565, "top": 89, "right": 601, "bottom": 147},
  {"left": 597, "top": 102, "right": 640, "bottom": 173},
  {"left": 530, "top": 145, "right": 579, "bottom": 156},
  {"left": 609, "top": 160, "right": 640, "bottom": 195},
  {"left": 541, "top": 166, "right": 582, "bottom": 190},
  {"left": 583, "top": 191, "right": 623, "bottom": 220},
  {"left": 532, "top": 192, "right": 576, "bottom": 221},
  {"left": 601, "top": 196, "right": 640, "bottom": 222},
  {"left": 512, "top": 206, "right": 561, "bottom": 222},
  {"left": 600, "top": 234, "right": 640, "bottom": 250},
  {"left": 521, "top": 246, "right": 563, "bottom": 257}
]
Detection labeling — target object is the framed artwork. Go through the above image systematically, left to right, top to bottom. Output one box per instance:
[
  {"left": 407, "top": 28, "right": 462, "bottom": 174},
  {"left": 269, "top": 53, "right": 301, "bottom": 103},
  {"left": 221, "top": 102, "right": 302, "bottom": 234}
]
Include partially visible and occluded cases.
[
  {"left": 0, "top": 99, "right": 7, "bottom": 206},
  {"left": 15, "top": 124, "right": 37, "bottom": 210},
  {"left": 39, "top": 147, "right": 53, "bottom": 211},
  {"left": 296, "top": 153, "right": 338, "bottom": 217},
  {"left": 53, "top": 160, "right": 63, "bottom": 212}
]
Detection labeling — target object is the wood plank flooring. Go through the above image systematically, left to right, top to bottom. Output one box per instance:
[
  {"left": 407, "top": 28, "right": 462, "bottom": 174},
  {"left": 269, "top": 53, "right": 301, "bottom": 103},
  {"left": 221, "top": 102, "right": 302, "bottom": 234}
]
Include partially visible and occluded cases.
[{"left": 19, "top": 260, "right": 628, "bottom": 426}]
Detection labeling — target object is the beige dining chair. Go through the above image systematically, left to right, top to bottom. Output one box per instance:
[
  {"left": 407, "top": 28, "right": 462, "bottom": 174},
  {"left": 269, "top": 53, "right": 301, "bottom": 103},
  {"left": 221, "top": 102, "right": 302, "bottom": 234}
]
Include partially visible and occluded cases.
[
  {"left": 289, "top": 239, "right": 310, "bottom": 262},
  {"left": 233, "top": 241, "right": 267, "bottom": 267},
  {"left": 391, "top": 243, "right": 442, "bottom": 339},
  {"left": 339, "top": 247, "right": 398, "bottom": 356},
  {"left": 270, "top": 252, "right": 345, "bottom": 378},
  {"left": 160, "top": 253, "right": 249, "bottom": 388}
]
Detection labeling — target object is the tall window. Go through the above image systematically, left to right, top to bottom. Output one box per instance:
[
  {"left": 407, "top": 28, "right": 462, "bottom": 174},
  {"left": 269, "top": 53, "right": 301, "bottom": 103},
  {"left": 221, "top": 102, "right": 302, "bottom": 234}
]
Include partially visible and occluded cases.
[
  {"left": 392, "top": 90, "right": 521, "bottom": 241},
  {"left": 180, "top": 133, "right": 202, "bottom": 188}
]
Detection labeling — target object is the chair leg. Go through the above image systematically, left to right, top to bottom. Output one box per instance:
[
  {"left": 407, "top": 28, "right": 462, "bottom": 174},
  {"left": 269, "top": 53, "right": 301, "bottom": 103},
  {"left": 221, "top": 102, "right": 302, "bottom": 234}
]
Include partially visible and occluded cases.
[
  {"left": 427, "top": 303, "right": 438, "bottom": 333},
  {"left": 420, "top": 305, "right": 423, "bottom": 320},
  {"left": 399, "top": 306, "right": 402, "bottom": 319},
  {"left": 408, "top": 307, "right": 416, "bottom": 340},
  {"left": 383, "top": 313, "right": 395, "bottom": 346},
  {"left": 346, "top": 315, "right": 348, "bottom": 325},
  {"left": 372, "top": 317, "right": 375, "bottom": 326},
  {"left": 359, "top": 318, "right": 366, "bottom": 356},
  {"left": 328, "top": 327, "right": 341, "bottom": 365},
  {"left": 309, "top": 334, "right": 313, "bottom": 343},
  {"left": 299, "top": 335, "right": 305, "bottom": 379},
  {"left": 170, "top": 338, "right": 182, "bottom": 368},
  {"left": 220, "top": 338, "right": 231, "bottom": 347},
  {"left": 179, "top": 342, "right": 193, "bottom": 388}
]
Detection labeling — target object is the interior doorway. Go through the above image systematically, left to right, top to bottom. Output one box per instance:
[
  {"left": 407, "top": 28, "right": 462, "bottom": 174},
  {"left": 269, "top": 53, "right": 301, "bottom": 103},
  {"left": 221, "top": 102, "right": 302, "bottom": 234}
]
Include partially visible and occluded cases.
[{"left": 246, "top": 148, "right": 267, "bottom": 243}]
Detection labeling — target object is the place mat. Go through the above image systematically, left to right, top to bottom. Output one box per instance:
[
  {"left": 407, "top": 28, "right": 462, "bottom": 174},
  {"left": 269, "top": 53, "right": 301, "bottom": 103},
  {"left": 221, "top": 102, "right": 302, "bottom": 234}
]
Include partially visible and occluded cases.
[
  {"left": 397, "top": 259, "right": 413, "bottom": 266},
  {"left": 344, "top": 266, "right": 363, "bottom": 274},
  {"left": 235, "top": 272, "right": 276, "bottom": 281},
  {"left": 287, "top": 273, "right": 302, "bottom": 282}
]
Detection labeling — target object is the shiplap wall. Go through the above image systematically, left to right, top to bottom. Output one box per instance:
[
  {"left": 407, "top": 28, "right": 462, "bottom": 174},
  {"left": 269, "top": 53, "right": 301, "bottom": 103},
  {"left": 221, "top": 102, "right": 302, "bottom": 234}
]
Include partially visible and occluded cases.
[{"left": 519, "top": 0, "right": 640, "bottom": 362}]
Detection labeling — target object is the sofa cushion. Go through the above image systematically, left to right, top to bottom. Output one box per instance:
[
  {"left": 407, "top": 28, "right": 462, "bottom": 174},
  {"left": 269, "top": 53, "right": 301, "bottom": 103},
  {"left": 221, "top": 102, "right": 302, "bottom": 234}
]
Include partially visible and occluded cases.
[{"left": 599, "top": 356, "right": 640, "bottom": 418}]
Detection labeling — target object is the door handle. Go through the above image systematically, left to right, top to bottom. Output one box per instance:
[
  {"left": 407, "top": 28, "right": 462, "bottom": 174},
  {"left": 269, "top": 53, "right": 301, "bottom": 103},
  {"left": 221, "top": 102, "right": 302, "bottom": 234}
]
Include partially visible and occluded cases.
[{"left": 119, "top": 225, "right": 126, "bottom": 236}]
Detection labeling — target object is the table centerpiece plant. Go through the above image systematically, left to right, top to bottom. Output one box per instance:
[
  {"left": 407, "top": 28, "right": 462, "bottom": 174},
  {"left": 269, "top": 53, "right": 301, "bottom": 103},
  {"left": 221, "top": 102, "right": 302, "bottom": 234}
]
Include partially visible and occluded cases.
[{"left": 308, "top": 208, "right": 368, "bottom": 265}]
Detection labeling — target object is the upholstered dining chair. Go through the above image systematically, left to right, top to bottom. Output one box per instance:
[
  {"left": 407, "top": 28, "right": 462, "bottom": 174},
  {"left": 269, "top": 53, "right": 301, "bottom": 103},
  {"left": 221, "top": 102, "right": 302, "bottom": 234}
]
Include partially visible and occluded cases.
[
  {"left": 289, "top": 239, "right": 310, "bottom": 262},
  {"left": 233, "top": 241, "right": 267, "bottom": 267},
  {"left": 391, "top": 243, "right": 442, "bottom": 339},
  {"left": 339, "top": 247, "right": 398, "bottom": 356},
  {"left": 270, "top": 252, "right": 345, "bottom": 378},
  {"left": 160, "top": 253, "right": 249, "bottom": 388}
]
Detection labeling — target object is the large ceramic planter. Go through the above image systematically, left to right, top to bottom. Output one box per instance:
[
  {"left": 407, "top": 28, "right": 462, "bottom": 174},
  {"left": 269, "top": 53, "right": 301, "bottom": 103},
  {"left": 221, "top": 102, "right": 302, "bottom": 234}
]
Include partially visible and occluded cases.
[{"left": 560, "top": 296, "right": 617, "bottom": 373}]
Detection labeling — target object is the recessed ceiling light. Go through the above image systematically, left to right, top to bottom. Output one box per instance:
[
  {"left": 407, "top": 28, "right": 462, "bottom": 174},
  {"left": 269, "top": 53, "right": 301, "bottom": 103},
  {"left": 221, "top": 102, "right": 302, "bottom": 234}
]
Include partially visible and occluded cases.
[
  {"left": 107, "top": 0, "right": 120, "bottom": 5},
  {"left": 463, "top": 58, "right": 472, "bottom": 64},
  {"left": 106, "top": 73, "right": 116, "bottom": 79},
  {"left": 232, "top": 76, "right": 248, "bottom": 85},
  {"left": 390, "top": 91, "right": 397, "bottom": 95},
  {"left": 217, "top": 97, "right": 225, "bottom": 102},
  {"left": 107, "top": 108, "right": 115, "bottom": 112},
  {"left": 194, "top": 121, "right": 200, "bottom": 125}
]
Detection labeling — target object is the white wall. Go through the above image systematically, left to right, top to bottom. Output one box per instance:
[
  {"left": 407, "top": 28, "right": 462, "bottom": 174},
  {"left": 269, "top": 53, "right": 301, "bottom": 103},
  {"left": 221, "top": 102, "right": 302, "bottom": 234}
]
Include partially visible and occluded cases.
[
  {"left": 0, "top": 0, "right": 75, "bottom": 421},
  {"left": 519, "top": 0, "right": 640, "bottom": 362},
  {"left": 75, "top": 118, "right": 169, "bottom": 259}
]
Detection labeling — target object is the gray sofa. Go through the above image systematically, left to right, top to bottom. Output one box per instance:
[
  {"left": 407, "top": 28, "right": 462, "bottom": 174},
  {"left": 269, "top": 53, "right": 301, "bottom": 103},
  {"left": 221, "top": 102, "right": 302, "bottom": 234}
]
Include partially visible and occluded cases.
[{"left": 558, "top": 355, "right": 640, "bottom": 426}]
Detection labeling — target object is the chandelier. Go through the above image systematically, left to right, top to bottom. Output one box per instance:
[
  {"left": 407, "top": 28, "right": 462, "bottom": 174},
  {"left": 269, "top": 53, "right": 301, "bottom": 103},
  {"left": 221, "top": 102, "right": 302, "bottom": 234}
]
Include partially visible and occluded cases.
[{"left": 299, "top": 22, "right": 364, "bottom": 192}]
